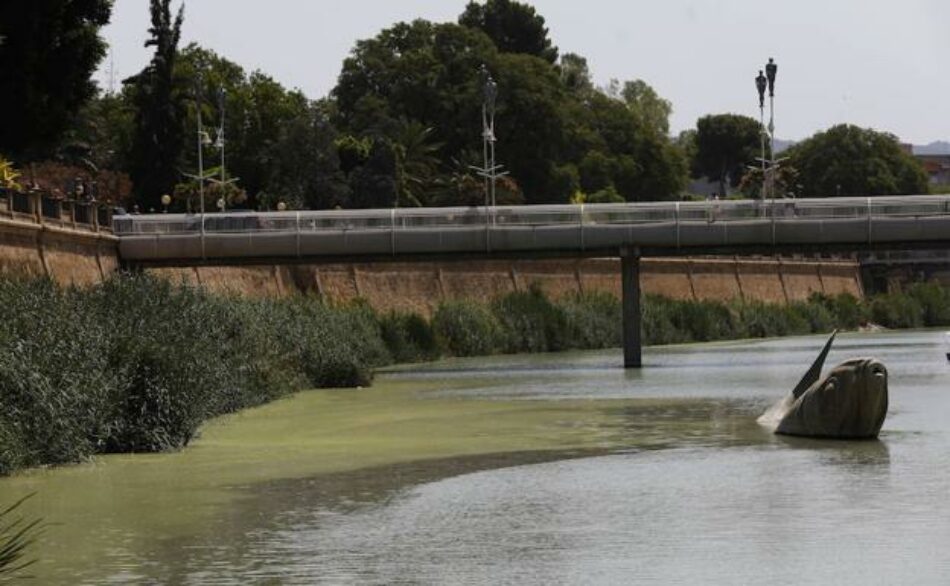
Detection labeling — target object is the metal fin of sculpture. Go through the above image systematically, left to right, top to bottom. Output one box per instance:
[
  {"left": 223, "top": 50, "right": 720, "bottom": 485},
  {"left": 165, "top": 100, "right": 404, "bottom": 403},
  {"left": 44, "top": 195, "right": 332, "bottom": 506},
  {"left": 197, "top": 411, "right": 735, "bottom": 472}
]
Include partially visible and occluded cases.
[
  {"left": 791, "top": 330, "right": 837, "bottom": 399},
  {"left": 758, "top": 331, "right": 888, "bottom": 439}
]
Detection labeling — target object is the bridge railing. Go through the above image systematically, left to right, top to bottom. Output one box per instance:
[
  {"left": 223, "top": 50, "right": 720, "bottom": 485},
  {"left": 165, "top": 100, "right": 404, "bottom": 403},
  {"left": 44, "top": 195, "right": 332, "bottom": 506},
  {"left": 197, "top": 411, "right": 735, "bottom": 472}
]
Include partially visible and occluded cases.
[{"left": 113, "top": 195, "right": 950, "bottom": 236}]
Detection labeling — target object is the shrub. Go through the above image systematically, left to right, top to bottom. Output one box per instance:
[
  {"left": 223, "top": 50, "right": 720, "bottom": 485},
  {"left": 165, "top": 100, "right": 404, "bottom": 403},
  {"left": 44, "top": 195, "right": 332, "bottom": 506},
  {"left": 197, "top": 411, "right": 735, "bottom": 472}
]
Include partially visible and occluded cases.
[
  {"left": 905, "top": 282, "right": 950, "bottom": 326},
  {"left": 491, "top": 284, "right": 569, "bottom": 353},
  {"left": 559, "top": 291, "right": 622, "bottom": 349},
  {"left": 870, "top": 293, "right": 923, "bottom": 329},
  {"left": 432, "top": 300, "right": 502, "bottom": 357},
  {"left": 379, "top": 311, "right": 440, "bottom": 363}
]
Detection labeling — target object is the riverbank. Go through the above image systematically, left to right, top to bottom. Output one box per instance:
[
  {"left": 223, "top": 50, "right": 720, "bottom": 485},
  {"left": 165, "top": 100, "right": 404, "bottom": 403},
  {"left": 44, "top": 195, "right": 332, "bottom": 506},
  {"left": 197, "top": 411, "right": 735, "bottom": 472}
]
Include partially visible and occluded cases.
[{"left": 3, "top": 273, "right": 950, "bottom": 476}]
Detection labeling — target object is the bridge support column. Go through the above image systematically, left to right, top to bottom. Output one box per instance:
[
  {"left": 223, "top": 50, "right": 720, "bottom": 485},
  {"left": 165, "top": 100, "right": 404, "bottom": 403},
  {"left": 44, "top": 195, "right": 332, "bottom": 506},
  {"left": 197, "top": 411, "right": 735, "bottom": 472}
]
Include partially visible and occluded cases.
[{"left": 621, "top": 246, "right": 642, "bottom": 369}]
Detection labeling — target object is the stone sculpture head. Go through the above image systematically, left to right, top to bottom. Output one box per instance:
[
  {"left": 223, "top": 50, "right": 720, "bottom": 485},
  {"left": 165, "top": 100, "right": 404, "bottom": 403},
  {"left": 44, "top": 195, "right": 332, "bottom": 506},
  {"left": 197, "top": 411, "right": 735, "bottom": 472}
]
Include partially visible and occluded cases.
[{"left": 758, "top": 331, "right": 889, "bottom": 439}]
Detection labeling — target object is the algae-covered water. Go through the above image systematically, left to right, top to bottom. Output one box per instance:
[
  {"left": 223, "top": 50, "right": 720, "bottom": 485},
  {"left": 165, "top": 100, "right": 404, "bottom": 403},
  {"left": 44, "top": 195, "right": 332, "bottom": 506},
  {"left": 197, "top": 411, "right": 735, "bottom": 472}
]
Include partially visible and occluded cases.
[{"left": 3, "top": 330, "right": 950, "bottom": 584}]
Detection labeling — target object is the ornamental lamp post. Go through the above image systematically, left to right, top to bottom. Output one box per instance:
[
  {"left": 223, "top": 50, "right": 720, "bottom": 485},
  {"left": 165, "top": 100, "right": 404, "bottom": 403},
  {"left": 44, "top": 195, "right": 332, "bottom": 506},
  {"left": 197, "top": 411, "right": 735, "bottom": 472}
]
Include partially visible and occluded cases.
[
  {"left": 765, "top": 58, "right": 778, "bottom": 203},
  {"left": 755, "top": 69, "right": 768, "bottom": 200},
  {"left": 161, "top": 194, "right": 171, "bottom": 213}
]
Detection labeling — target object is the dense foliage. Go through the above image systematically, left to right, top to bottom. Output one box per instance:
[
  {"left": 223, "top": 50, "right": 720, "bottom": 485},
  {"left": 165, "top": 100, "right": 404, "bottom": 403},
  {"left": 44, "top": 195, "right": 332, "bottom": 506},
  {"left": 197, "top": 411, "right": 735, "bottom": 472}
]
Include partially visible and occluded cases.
[
  {"left": 0, "top": 0, "right": 112, "bottom": 161},
  {"left": 126, "top": 0, "right": 186, "bottom": 210},
  {"left": 693, "top": 113, "right": 763, "bottom": 197},
  {"left": 785, "top": 124, "right": 928, "bottom": 197},
  {"left": 3, "top": 272, "right": 950, "bottom": 476},
  {"left": 0, "top": 275, "right": 386, "bottom": 475}
]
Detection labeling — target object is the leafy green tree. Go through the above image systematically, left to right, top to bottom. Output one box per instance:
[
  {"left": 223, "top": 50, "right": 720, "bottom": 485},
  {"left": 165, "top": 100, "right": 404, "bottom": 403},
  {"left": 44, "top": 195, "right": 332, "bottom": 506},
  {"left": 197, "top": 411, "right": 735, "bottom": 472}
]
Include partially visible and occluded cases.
[
  {"left": 0, "top": 0, "right": 113, "bottom": 161},
  {"left": 126, "top": 0, "right": 185, "bottom": 210},
  {"left": 459, "top": 0, "right": 558, "bottom": 63},
  {"left": 334, "top": 20, "right": 496, "bottom": 159},
  {"left": 175, "top": 44, "right": 311, "bottom": 207},
  {"left": 559, "top": 53, "right": 593, "bottom": 95},
  {"left": 621, "top": 79, "right": 672, "bottom": 136},
  {"left": 264, "top": 104, "right": 349, "bottom": 210},
  {"left": 694, "top": 113, "right": 762, "bottom": 197},
  {"left": 393, "top": 120, "right": 442, "bottom": 207},
  {"left": 786, "top": 124, "right": 928, "bottom": 197},
  {"left": 347, "top": 138, "right": 399, "bottom": 209}
]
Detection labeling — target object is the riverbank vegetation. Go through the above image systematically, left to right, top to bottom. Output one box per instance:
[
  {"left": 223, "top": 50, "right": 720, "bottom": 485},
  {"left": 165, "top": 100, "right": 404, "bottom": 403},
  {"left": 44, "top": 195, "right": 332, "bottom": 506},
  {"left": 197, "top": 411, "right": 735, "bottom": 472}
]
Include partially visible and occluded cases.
[{"left": 3, "top": 274, "right": 950, "bottom": 476}]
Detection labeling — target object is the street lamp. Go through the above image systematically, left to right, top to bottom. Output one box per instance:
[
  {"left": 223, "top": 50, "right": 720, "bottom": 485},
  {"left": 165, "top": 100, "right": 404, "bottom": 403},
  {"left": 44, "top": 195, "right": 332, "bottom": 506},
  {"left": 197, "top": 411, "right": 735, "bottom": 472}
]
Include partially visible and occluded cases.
[
  {"left": 765, "top": 58, "right": 778, "bottom": 202},
  {"left": 470, "top": 65, "right": 508, "bottom": 216},
  {"left": 755, "top": 69, "right": 768, "bottom": 200},
  {"left": 216, "top": 88, "right": 227, "bottom": 212},
  {"left": 161, "top": 194, "right": 171, "bottom": 213}
]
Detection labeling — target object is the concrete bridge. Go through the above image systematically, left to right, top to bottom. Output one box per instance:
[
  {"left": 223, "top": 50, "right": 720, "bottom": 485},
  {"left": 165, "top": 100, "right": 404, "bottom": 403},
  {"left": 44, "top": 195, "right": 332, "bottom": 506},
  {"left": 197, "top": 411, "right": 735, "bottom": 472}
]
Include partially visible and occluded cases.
[{"left": 114, "top": 195, "right": 950, "bottom": 368}]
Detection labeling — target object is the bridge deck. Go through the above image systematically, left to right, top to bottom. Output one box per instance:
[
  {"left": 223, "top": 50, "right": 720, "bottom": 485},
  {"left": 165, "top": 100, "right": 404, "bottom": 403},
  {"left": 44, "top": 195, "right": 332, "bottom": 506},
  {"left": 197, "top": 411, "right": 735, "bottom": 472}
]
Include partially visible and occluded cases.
[{"left": 115, "top": 196, "right": 950, "bottom": 265}]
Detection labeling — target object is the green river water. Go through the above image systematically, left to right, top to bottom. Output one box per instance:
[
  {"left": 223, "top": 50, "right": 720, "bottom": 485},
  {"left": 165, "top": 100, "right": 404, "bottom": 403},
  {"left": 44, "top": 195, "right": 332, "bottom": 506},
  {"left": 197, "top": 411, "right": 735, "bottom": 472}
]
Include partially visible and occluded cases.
[{"left": 2, "top": 330, "right": 949, "bottom": 584}]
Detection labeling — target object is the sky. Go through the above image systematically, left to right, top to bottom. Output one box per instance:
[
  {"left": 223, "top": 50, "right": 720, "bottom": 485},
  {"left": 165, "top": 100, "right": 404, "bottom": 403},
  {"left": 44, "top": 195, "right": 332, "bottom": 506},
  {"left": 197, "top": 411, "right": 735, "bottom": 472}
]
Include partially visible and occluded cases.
[{"left": 96, "top": 0, "right": 950, "bottom": 145}]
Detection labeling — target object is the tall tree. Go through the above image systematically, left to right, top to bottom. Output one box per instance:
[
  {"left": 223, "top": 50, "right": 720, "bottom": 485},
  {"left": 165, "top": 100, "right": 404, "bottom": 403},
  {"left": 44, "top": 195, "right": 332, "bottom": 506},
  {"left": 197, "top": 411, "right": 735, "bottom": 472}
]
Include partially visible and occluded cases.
[
  {"left": 0, "top": 0, "right": 113, "bottom": 161},
  {"left": 126, "top": 0, "right": 185, "bottom": 210},
  {"left": 459, "top": 0, "right": 558, "bottom": 63},
  {"left": 174, "top": 44, "right": 310, "bottom": 207},
  {"left": 559, "top": 53, "right": 593, "bottom": 96},
  {"left": 621, "top": 80, "right": 672, "bottom": 136},
  {"left": 264, "top": 103, "right": 348, "bottom": 210},
  {"left": 694, "top": 113, "right": 762, "bottom": 197},
  {"left": 786, "top": 124, "right": 928, "bottom": 197}
]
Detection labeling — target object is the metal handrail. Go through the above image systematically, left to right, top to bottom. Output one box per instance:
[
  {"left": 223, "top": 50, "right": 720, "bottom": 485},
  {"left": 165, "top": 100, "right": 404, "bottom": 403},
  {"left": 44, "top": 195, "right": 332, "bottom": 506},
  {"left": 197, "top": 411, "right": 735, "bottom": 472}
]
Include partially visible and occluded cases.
[{"left": 113, "top": 194, "right": 950, "bottom": 236}]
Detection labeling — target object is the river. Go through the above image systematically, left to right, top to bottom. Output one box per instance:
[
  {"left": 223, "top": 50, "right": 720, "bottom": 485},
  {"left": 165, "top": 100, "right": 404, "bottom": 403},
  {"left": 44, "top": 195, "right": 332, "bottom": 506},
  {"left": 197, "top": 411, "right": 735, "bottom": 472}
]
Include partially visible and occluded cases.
[{"left": 3, "top": 330, "right": 950, "bottom": 584}]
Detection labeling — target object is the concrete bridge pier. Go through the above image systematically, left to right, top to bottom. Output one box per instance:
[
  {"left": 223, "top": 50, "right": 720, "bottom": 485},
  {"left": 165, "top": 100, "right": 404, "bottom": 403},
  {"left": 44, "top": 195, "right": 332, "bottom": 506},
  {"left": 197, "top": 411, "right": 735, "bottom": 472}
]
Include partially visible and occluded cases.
[{"left": 621, "top": 246, "right": 642, "bottom": 368}]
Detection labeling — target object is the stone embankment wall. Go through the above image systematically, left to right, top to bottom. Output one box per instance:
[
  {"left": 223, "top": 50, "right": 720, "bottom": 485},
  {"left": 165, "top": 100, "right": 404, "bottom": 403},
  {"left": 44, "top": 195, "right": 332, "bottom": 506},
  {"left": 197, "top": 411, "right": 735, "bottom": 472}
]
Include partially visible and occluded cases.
[
  {"left": 0, "top": 218, "right": 119, "bottom": 286},
  {"left": 148, "top": 257, "right": 863, "bottom": 315}
]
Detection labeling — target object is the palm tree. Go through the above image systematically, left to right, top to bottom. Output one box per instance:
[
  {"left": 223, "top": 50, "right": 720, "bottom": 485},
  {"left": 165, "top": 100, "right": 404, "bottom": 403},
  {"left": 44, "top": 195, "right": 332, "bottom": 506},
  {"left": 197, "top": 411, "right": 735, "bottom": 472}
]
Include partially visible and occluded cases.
[{"left": 393, "top": 120, "right": 441, "bottom": 207}]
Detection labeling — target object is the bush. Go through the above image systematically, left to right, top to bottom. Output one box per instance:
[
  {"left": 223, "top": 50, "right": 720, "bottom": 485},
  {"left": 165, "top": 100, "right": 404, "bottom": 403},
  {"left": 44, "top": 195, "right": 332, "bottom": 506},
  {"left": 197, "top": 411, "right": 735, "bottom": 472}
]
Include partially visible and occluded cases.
[
  {"left": 0, "top": 275, "right": 393, "bottom": 475},
  {"left": 905, "top": 282, "right": 950, "bottom": 326},
  {"left": 491, "top": 284, "right": 569, "bottom": 353},
  {"left": 559, "top": 291, "right": 623, "bottom": 349},
  {"left": 870, "top": 293, "right": 924, "bottom": 329},
  {"left": 432, "top": 300, "right": 502, "bottom": 357},
  {"left": 379, "top": 311, "right": 440, "bottom": 363}
]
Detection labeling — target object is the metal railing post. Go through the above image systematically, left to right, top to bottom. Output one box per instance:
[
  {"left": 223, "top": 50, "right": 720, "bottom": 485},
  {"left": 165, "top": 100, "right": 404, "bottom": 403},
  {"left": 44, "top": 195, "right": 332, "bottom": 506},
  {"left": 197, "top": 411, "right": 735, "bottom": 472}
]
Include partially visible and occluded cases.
[
  {"left": 675, "top": 201, "right": 681, "bottom": 249},
  {"left": 578, "top": 203, "right": 585, "bottom": 250},
  {"left": 390, "top": 208, "right": 397, "bottom": 255},
  {"left": 296, "top": 211, "right": 301, "bottom": 258}
]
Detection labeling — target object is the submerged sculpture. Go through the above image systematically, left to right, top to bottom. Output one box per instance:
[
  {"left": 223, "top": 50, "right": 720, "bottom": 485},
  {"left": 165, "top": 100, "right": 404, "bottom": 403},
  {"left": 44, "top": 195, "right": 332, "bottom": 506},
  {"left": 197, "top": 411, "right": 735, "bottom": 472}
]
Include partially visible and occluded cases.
[{"left": 758, "top": 331, "right": 888, "bottom": 439}]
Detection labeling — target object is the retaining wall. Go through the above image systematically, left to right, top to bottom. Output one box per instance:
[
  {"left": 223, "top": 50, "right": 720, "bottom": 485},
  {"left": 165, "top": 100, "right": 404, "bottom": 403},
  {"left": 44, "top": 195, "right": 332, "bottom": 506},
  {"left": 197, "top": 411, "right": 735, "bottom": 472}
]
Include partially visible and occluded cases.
[{"left": 148, "top": 257, "right": 864, "bottom": 315}]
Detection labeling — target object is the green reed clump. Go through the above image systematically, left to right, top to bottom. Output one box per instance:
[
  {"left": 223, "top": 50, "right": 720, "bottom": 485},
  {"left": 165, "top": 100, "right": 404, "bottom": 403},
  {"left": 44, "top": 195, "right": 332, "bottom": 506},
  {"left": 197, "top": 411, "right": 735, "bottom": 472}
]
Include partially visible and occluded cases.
[
  {"left": 0, "top": 274, "right": 393, "bottom": 475},
  {"left": 904, "top": 282, "right": 950, "bottom": 326},
  {"left": 491, "top": 284, "right": 569, "bottom": 353},
  {"left": 559, "top": 291, "right": 623, "bottom": 349},
  {"left": 808, "top": 292, "right": 868, "bottom": 329},
  {"left": 869, "top": 292, "right": 924, "bottom": 329},
  {"left": 260, "top": 297, "right": 389, "bottom": 389},
  {"left": 432, "top": 300, "right": 503, "bottom": 357},
  {"left": 379, "top": 311, "right": 440, "bottom": 364},
  {"left": 0, "top": 494, "right": 42, "bottom": 580}
]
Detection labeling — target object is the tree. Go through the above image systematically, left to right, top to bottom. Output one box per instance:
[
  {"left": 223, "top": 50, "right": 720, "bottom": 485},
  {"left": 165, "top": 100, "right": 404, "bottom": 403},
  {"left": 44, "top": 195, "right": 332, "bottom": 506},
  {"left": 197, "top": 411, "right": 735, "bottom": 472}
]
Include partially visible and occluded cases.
[
  {"left": 126, "top": 0, "right": 185, "bottom": 210},
  {"left": 459, "top": 0, "right": 558, "bottom": 63},
  {"left": 0, "top": 1, "right": 113, "bottom": 161},
  {"left": 175, "top": 44, "right": 311, "bottom": 207},
  {"left": 559, "top": 53, "right": 593, "bottom": 96},
  {"left": 621, "top": 79, "right": 672, "bottom": 136},
  {"left": 264, "top": 103, "right": 349, "bottom": 210},
  {"left": 694, "top": 114, "right": 762, "bottom": 197},
  {"left": 393, "top": 120, "right": 442, "bottom": 207},
  {"left": 786, "top": 124, "right": 928, "bottom": 197},
  {"left": 347, "top": 138, "right": 399, "bottom": 209}
]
